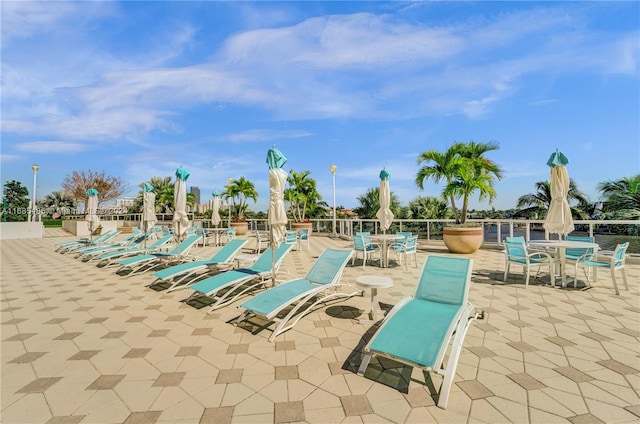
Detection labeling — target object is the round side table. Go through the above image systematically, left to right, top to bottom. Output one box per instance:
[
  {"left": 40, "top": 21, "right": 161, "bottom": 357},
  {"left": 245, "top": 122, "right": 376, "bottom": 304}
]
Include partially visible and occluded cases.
[{"left": 354, "top": 275, "right": 394, "bottom": 322}]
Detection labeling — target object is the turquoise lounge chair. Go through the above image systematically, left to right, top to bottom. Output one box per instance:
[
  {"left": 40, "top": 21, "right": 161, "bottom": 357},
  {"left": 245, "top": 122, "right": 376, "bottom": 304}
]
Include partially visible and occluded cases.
[
  {"left": 56, "top": 230, "right": 120, "bottom": 253},
  {"left": 74, "top": 230, "right": 146, "bottom": 259},
  {"left": 94, "top": 234, "right": 174, "bottom": 268},
  {"left": 114, "top": 234, "right": 202, "bottom": 276},
  {"left": 151, "top": 239, "right": 248, "bottom": 292},
  {"left": 184, "top": 243, "right": 294, "bottom": 313},
  {"left": 234, "top": 248, "right": 357, "bottom": 342},
  {"left": 357, "top": 255, "right": 484, "bottom": 409}
]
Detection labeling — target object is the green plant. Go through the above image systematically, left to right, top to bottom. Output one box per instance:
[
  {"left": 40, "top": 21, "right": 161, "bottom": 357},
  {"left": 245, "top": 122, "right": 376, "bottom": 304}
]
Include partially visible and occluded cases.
[
  {"left": 415, "top": 141, "right": 503, "bottom": 225},
  {"left": 285, "top": 170, "right": 322, "bottom": 223},
  {"left": 598, "top": 174, "right": 640, "bottom": 220},
  {"left": 223, "top": 177, "right": 258, "bottom": 220},
  {"left": 2, "top": 180, "right": 30, "bottom": 222},
  {"left": 516, "top": 180, "right": 589, "bottom": 219}
]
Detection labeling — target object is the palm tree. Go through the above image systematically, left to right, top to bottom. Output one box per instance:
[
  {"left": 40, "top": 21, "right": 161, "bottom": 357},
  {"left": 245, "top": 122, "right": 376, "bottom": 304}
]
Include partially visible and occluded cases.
[
  {"left": 416, "top": 141, "right": 503, "bottom": 224},
  {"left": 284, "top": 170, "right": 323, "bottom": 222},
  {"left": 598, "top": 174, "right": 640, "bottom": 219},
  {"left": 129, "top": 176, "right": 194, "bottom": 214},
  {"left": 223, "top": 176, "right": 257, "bottom": 220},
  {"left": 516, "top": 180, "right": 590, "bottom": 219},
  {"left": 353, "top": 187, "right": 402, "bottom": 219},
  {"left": 38, "top": 191, "right": 77, "bottom": 217},
  {"left": 404, "top": 196, "right": 452, "bottom": 220}
]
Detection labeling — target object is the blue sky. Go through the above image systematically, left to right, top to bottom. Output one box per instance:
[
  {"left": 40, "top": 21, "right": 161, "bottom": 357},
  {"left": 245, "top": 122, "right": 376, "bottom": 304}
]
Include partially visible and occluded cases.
[{"left": 1, "top": 1, "right": 638, "bottom": 213}]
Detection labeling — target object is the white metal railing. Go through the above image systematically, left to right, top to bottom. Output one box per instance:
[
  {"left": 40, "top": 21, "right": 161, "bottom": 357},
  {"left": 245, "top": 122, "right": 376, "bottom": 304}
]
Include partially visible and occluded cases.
[{"left": 59, "top": 214, "right": 639, "bottom": 254}]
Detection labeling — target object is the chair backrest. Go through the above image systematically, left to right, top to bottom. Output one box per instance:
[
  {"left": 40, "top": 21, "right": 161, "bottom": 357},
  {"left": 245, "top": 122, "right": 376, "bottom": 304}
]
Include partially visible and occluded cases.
[
  {"left": 299, "top": 228, "right": 309, "bottom": 240},
  {"left": 284, "top": 231, "right": 298, "bottom": 244},
  {"left": 355, "top": 231, "right": 370, "bottom": 237},
  {"left": 396, "top": 231, "right": 412, "bottom": 240},
  {"left": 148, "top": 234, "right": 174, "bottom": 249},
  {"left": 167, "top": 234, "right": 201, "bottom": 255},
  {"left": 353, "top": 235, "right": 368, "bottom": 250},
  {"left": 405, "top": 235, "right": 418, "bottom": 252},
  {"left": 565, "top": 235, "right": 595, "bottom": 258},
  {"left": 505, "top": 236, "right": 525, "bottom": 243},
  {"left": 210, "top": 239, "right": 247, "bottom": 262},
  {"left": 504, "top": 239, "right": 528, "bottom": 261},
  {"left": 613, "top": 242, "right": 629, "bottom": 267},
  {"left": 250, "top": 243, "right": 293, "bottom": 273},
  {"left": 306, "top": 248, "right": 353, "bottom": 285},
  {"left": 415, "top": 256, "right": 472, "bottom": 305}
]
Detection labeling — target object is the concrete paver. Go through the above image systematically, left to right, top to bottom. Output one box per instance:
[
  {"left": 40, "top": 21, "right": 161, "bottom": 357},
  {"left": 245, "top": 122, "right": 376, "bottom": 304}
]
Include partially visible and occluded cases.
[{"left": 1, "top": 232, "right": 639, "bottom": 423}]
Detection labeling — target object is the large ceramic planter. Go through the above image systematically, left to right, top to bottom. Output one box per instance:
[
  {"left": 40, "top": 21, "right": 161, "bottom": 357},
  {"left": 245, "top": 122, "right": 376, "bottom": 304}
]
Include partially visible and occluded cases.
[
  {"left": 230, "top": 221, "right": 248, "bottom": 236},
  {"left": 291, "top": 222, "right": 313, "bottom": 234},
  {"left": 443, "top": 226, "right": 483, "bottom": 254}
]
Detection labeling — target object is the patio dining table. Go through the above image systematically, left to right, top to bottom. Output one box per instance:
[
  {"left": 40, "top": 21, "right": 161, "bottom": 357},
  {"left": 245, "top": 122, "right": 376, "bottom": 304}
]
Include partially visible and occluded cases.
[
  {"left": 204, "top": 228, "right": 229, "bottom": 246},
  {"left": 368, "top": 234, "right": 403, "bottom": 268},
  {"left": 529, "top": 239, "right": 600, "bottom": 288}
]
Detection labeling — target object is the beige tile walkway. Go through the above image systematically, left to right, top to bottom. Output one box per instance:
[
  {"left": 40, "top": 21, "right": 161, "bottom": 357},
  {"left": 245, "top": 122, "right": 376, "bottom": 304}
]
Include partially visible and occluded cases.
[{"left": 1, "top": 231, "right": 639, "bottom": 423}]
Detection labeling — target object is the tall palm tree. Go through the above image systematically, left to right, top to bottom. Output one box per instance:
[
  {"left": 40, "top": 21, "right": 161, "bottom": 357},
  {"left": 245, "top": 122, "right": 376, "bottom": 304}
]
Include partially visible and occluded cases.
[
  {"left": 416, "top": 141, "right": 503, "bottom": 224},
  {"left": 284, "top": 170, "right": 322, "bottom": 222},
  {"left": 598, "top": 174, "right": 640, "bottom": 219},
  {"left": 130, "top": 176, "right": 194, "bottom": 214},
  {"left": 223, "top": 176, "right": 257, "bottom": 220},
  {"left": 516, "top": 179, "right": 590, "bottom": 219},
  {"left": 354, "top": 187, "right": 402, "bottom": 219},
  {"left": 38, "top": 191, "right": 77, "bottom": 217},
  {"left": 404, "top": 196, "right": 452, "bottom": 220}
]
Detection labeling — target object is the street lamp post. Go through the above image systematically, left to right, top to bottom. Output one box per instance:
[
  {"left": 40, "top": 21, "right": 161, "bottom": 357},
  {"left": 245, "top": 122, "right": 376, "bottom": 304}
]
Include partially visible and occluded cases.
[
  {"left": 30, "top": 164, "right": 39, "bottom": 222},
  {"left": 330, "top": 164, "right": 337, "bottom": 238},
  {"left": 227, "top": 177, "right": 232, "bottom": 227}
]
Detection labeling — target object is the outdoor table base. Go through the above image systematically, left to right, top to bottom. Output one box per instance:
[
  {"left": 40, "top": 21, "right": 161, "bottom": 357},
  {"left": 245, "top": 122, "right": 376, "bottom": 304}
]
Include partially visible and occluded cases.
[{"left": 367, "top": 234, "right": 402, "bottom": 268}]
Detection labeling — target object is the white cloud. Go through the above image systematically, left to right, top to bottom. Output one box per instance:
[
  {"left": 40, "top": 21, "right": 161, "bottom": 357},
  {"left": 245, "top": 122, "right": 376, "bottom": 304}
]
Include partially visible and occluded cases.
[
  {"left": 1, "top": 4, "right": 637, "bottom": 144},
  {"left": 13, "top": 141, "right": 90, "bottom": 154}
]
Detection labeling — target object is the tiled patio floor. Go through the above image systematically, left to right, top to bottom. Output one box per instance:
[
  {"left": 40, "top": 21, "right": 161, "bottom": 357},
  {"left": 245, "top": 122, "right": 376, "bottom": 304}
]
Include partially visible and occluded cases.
[{"left": 1, "top": 231, "right": 639, "bottom": 423}]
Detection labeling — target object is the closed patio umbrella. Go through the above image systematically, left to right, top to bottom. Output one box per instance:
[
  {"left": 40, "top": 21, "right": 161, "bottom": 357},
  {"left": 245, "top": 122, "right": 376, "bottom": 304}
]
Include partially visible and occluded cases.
[
  {"left": 267, "top": 146, "right": 288, "bottom": 285},
  {"left": 267, "top": 146, "right": 288, "bottom": 247},
  {"left": 543, "top": 149, "right": 574, "bottom": 238},
  {"left": 173, "top": 167, "right": 191, "bottom": 260},
  {"left": 375, "top": 168, "right": 394, "bottom": 233},
  {"left": 142, "top": 182, "right": 157, "bottom": 248},
  {"left": 85, "top": 188, "right": 100, "bottom": 244},
  {"left": 210, "top": 189, "right": 221, "bottom": 227}
]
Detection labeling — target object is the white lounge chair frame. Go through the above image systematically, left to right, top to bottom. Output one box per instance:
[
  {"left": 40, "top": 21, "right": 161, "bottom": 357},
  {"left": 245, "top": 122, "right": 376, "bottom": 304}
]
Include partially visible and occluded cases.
[
  {"left": 234, "top": 248, "right": 358, "bottom": 342},
  {"left": 357, "top": 255, "right": 484, "bottom": 409}
]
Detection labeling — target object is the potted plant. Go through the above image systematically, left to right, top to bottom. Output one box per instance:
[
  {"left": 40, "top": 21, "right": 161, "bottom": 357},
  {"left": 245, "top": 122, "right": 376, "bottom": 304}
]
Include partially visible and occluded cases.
[
  {"left": 416, "top": 141, "right": 503, "bottom": 253},
  {"left": 284, "top": 170, "right": 322, "bottom": 233},
  {"left": 223, "top": 176, "right": 257, "bottom": 235}
]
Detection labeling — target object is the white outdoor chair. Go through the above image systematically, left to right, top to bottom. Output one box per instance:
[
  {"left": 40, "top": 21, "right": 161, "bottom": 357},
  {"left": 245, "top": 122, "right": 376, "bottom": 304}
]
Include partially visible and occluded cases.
[
  {"left": 352, "top": 235, "right": 380, "bottom": 269},
  {"left": 503, "top": 238, "right": 555, "bottom": 287},
  {"left": 574, "top": 242, "right": 629, "bottom": 295}
]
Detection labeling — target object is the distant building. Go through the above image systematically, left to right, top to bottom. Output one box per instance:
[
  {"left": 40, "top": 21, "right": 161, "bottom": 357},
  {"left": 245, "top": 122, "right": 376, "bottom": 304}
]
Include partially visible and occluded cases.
[
  {"left": 190, "top": 186, "right": 201, "bottom": 205},
  {"left": 101, "top": 197, "right": 135, "bottom": 214}
]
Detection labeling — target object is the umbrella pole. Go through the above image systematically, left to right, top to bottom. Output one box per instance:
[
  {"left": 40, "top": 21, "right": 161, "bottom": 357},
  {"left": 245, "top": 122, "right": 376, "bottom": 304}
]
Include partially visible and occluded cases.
[
  {"left": 177, "top": 222, "right": 181, "bottom": 262},
  {"left": 270, "top": 225, "right": 276, "bottom": 287}
]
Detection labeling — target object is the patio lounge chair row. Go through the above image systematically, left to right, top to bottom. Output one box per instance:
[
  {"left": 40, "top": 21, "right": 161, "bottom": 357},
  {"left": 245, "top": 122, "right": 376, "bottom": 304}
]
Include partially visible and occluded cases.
[{"left": 66, "top": 230, "right": 483, "bottom": 409}]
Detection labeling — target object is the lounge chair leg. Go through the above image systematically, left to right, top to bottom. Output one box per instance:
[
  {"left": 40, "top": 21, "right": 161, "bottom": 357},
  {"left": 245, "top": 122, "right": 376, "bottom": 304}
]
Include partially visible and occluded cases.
[
  {"left": 232, "top": 311, "right": 250, "bottom": 325},
  {"left": 357, "top": 352, "right": 372, "bottom": 376}
]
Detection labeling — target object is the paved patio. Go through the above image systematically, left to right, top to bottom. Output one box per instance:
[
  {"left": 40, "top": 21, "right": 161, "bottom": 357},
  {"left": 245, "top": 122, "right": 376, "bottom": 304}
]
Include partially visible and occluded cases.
[{"left": 1, "top": 231, "right": 639, "bottom": 423}]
